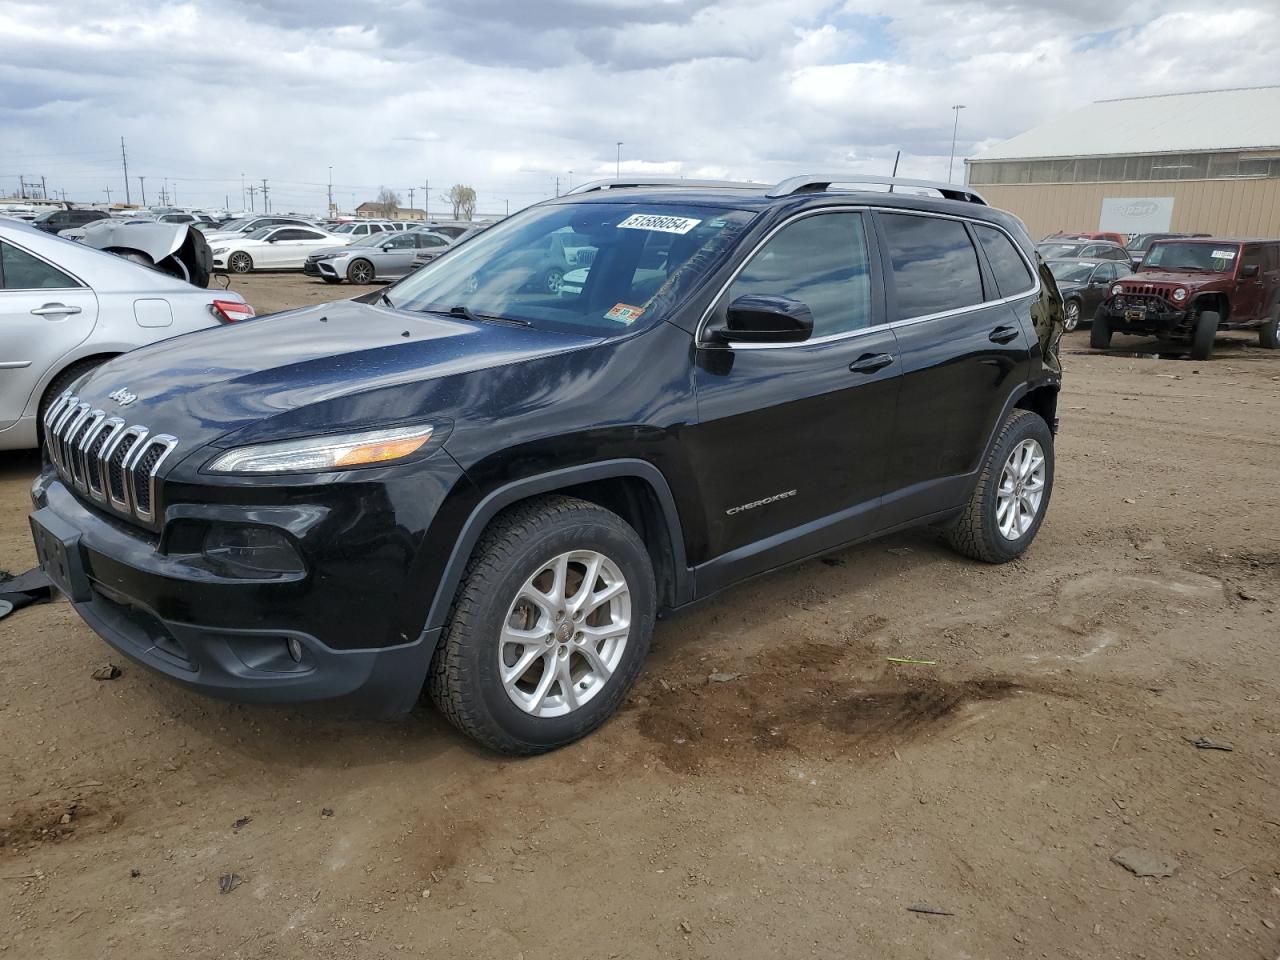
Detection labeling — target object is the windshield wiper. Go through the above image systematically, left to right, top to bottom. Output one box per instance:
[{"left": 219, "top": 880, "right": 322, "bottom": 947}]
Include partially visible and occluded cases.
[{"left": 445, "top": 305, "right": 531, "bottom": 327}]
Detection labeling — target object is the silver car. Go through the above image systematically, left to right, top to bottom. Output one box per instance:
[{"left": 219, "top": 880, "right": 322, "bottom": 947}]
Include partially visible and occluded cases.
[
  {"left": 0, "top": 221, "right": 253, "bottom": 450},
  {"left": 304, "top": 229, "right": 452, "bottom": 284}
]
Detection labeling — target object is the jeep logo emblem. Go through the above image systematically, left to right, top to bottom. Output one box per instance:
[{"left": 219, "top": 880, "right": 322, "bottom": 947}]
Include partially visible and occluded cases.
[
  {"left": 1122, "top": 201, "right": 1159, "bottom": 218},
  {"left": 108, "top": 388, "right": 137, "bottom": 406}
]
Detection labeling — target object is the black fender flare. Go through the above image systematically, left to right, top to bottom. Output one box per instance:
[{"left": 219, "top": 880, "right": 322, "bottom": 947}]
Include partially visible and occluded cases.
[
  {"left": 963, "top": 379, "right": 1059, "bottom": 500},
  {"left": 423, "top": 458, "right": 692, "bottom": 632}
]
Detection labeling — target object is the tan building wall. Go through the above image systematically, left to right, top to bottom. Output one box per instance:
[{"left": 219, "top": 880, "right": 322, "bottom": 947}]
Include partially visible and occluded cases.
[{"left": 976, "top": 178, "right": 1280, "bottom": 241}]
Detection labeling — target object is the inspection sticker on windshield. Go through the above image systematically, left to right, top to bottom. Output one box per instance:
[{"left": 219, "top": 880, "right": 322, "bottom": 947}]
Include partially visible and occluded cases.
[
  {"left": 617, "top": 213, "right": 702, "bottom": 235},
  {"left": 1211, "top": 248, "right": 1237, "bottom": 259},
  {"left": 605, "top": 302, "right": 646, "bottom": 324}
]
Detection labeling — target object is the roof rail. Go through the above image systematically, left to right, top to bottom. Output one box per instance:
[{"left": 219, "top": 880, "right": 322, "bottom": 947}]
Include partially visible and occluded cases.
[
  {"left": 766, "top": 175, "right": 987, "bottom": 205},
  {"left": 567, "top": 178, "right": 763, "bottom": 195}
]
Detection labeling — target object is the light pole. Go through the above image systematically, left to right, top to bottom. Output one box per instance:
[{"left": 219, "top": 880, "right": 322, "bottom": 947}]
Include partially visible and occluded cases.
[
  {"left": 948, "top": 105, "right": 966, "bottom": 183},
  {"left": 616, "top": 142, "right": 623, "bottom": 178},
  {"left": 327, "top": 166, "right": 333, "bottom": 215},
  {"left": 568, "top": 170, "right": 574, "bottom": 191}
]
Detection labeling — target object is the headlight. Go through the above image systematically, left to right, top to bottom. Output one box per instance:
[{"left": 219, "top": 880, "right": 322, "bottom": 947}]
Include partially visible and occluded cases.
[
  {"left": 211, "top": 247, "right": 228, "bottom": 255},
  {"left": 1111, "top": 284, "right": 1124, "bottom": 296},
  {"left": 1172, "top": 287, "right": 1187, "bottom": 301},
  {"left": 206, "top": 424, "right": 435, "bottom": 474}
]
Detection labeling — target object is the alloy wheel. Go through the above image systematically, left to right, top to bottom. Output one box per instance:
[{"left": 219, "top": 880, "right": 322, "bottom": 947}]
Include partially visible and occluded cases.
[
  {"left": 229, "top": 252, "right": 252, "bottom": 274},
  {"left": 351, "top": 261, "right": 374, "bottom": 284},
  {"left": 1064, "top": 301, "right": 1080, "bottom": 332},
  {"left": 995, "top": 438, "right": 1046, "bottom": 541},
  {"left": 499, "top": 550, "right": 631, "bottom": 718}
]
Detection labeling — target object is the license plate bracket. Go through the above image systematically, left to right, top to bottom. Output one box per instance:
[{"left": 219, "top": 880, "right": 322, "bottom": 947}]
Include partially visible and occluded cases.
[
  {"left": 1125, "top": 309, "right": 1146, "bottom": 322},
  {"left": 29, "top": 508, "right": 92, "bottom": 603}
]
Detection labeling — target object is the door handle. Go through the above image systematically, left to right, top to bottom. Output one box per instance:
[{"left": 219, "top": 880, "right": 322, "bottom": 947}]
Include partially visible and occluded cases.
[
  {"left": 31, "top": 303, "right": 82, "bottom": 317},
  {"left": 989, "top": 325, "right": 1019, "bottom": 344},
  {"left": 849, "top": 352, "right": 894, "bottom": 374}
]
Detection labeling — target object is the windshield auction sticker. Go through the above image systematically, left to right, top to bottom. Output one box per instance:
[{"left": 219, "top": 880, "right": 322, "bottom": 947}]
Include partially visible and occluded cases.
[
  {"left": 617, "top": 213, "right": 702, "bottom": 235},
  {"left": 1211, "top": 249, "right": 1237, "bottom": 259},
  {"left": 605, "top": 303, "right": 645, "bottom": 324}
]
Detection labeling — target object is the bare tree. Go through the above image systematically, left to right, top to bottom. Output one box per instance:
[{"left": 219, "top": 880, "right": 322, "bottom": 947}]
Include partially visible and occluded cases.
[
  {"left": 444, "top": 184, "right": 477, "bottom": 221},
  {"left": 375, "top": 186, "right": 400, "bottom": 218}
]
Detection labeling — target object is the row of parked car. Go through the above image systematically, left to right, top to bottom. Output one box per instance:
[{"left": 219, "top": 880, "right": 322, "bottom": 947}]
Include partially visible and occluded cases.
[{"left": 1036, "top": 230, "right": 1280, "bottom": 359}]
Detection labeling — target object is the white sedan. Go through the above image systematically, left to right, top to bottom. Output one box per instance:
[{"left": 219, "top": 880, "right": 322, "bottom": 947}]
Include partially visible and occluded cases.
[
  {"left": 0, "top": 220, "right": 253, "bottom": 451},
  {"left": 210, "top": 225, "right": 351, "bottom": 273}
]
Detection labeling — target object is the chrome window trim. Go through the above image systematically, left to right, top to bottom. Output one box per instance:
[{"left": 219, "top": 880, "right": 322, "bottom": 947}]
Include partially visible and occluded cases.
[
  {"left": 695, "top": 205, "right": 1041, "bottom": 351},
  {"left": 128, "top": 436, "right": 179, "bottom": 523}
]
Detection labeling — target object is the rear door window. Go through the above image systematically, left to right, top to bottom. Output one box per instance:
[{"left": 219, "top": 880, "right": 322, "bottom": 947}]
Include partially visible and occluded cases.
[
  {"left": 728, "top": 212, "right": 874, "bottom": 337},
  {"left": 878, "top": 213, "right": 984, "bottom": 320},
  {"left": 973, "top": 224, "right": 1034, "bottom": 299},
  {"left": 0, "top": 241, "right": 81, "bottom": 289}
]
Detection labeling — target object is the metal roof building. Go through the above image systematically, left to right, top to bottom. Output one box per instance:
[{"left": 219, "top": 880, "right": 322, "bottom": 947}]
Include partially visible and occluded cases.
[{"left": 966, "top": 87, "right": 1280, "bottom": 240}]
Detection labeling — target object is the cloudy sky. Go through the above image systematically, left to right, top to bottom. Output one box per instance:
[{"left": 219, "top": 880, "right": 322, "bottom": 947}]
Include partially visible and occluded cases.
[{"left": 2, "top": 0, "right": 1278, "bottom": 215}]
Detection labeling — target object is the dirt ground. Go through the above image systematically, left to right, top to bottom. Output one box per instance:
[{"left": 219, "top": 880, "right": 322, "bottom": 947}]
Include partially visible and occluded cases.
[{"left": 2, "top": 272, "right": 1279, "bottom": 960}]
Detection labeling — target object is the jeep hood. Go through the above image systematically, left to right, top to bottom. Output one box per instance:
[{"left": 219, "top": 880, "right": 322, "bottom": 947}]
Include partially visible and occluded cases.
[
  {"left": 1127, "top": 270, "right": 1228, "bottom": 286},
  {"left": 68, "top": 300, "right": 601, "bottom": 451}
]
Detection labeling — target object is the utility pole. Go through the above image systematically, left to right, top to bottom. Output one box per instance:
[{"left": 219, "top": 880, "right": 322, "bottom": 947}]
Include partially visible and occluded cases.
[
  {"left": 948, "top": 105, "right": 966, "bottom": 183},
  {"left": 120, "top": 137, "right": 131, "bottom": 204},
  {"left": 616, "top": 142, "right": 623, "bottom": 178},
  {"left": 327, "top": 166, "right": 333, "bottom": 215},
  {"left": 568, "top": 170, "right": 574, "bottom": 191},
  {"left": 241, "top": 173, "right": 246, "bottom": 211},
  {"left": 18, "top": 175, "right": 26, "bottom": 199},
  {"left": 41, "top": 175, "right": 48, "bottom": 201},
  {"left": 138, "top": 176, "right": 146, "bottom": 205},
  {"left": 555, "top": 176, "right": 560, "bottom": 197},
  {"left": 261, "top": 179, "right": 269, "bottom": 213},
  {"left": 422, "top": 180, "right": 429, "bottom": 220},
  {"left": 172, "top": 183, "right": 177, "bottom": 204},
  {"left": 246, "top": 184, "right": 256, "bottom": 212},
  {"left": 104, "top": 185, "right": 113, "bottom": 204},
  {"left": 408, "top": 187, "right": 415, "bottom": 215},
  {"left": 505, "top": 199, "right": 509, "bottom": 216}
]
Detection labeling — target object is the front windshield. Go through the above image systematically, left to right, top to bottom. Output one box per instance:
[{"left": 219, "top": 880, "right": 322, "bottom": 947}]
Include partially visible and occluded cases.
[
  {"left": 387, "top": 201, "right": 757, "bottom": 337},
  {"left": 218, "top": 217, "right": 253, "bottom": 231},
  {"left": 244, "top": 227, "right": 275, "bottom": 240},
  {"left": 348, "top": 232, "right": 389, "bottom": 248},
  {"left": 1127, "top": 234, "right": 1159, "bottom": 252},
  {"left": 1037, "top": 242, "right": 1082, "bottom": 259},
  {"left": 1141, "top": 242, "right": 1238, "bottom": 273},
  {"left": 1048, "top": 261, "right": 1095, "bottom": 283}
]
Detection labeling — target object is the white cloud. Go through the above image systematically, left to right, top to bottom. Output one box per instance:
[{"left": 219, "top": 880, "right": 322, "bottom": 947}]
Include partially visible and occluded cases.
[{"left": 0, "top": 0, "right": 1277, "bottom": 213}]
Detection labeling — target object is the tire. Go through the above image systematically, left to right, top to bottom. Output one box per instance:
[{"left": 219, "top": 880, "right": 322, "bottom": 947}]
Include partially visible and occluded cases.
[
  {"left": 228, "top": 251, "right": 253, "bottom": 274},
  {"left": 347, "top": 259, "right": 376, "bottom": 284},
  {"left": 540, "top": 266, "right": 565, "bottom": 294},
  {"left": 321, "top": 276, "right": 342, "bottom": 285},
  {"left": 1063, "top": 299, "right": 1081, "bottom": 332},
  {"left": 1259, "top": 306, "right": 1279, "bottom": 349},
  {"left": 1089, "top": 307, "right": 1112, "bottom": 349},
  {"left": 1190, "top": 309, "right": 1219, "bottom": 361},
  {"left": 36, "top": 357, "right": 110, "bottom": 444},
  {"left": 944, "top": 409, "right": 1054, "bottom": 564},
  {"left": 428, "top": 495, "right": 657, "bottom": 755}
]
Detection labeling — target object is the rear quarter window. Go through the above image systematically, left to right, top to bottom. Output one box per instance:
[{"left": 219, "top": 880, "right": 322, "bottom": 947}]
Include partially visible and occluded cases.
[{"left": 974, "top": 224, "right": 1034, "bottom": 298}]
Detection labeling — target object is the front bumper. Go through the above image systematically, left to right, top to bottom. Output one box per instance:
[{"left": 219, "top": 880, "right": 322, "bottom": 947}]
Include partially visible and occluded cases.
[
  {"left": 304, "top": 259, "right": 342, "bottom": 278},
  {"left": 1102, "top": 296, "right": 1190, "bottom": 336},
  {"left": 28, "top": 467, "right": 459, "bottom": 717}
]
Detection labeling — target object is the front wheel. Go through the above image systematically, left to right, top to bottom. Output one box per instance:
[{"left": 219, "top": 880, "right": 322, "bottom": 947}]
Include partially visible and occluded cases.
[
  {"left": 228, "top": 251, "right": 253, "bottom": 274},
  {"left": 347, "top": 259, "right": 376, "bottom": 284},
  {"left": 1063, "top": 299, "right": 1081, "bottom": 332},
  {"left": 1090, "top": 307, "right": 1113, "bottom": 349},
  {"left": 1190, "top": 309, "right": 1219, "bottom": 361},
  {"left": 944, "top": 409, "right": 1054, "bottom": 564},
  {"left": 428, "top": 495, "right": 656, "bottom": 755}
]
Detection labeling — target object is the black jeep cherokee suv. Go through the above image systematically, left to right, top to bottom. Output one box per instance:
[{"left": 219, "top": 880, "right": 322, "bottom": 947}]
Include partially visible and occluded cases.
[{"left": 30, "top": 175, "right": 1063, "bottom": 755}]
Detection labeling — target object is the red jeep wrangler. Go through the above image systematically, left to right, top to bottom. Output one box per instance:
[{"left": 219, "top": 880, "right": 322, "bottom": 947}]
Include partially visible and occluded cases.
[{"left": 1091, "top": 238, "right": 1280, "bottom": 359}]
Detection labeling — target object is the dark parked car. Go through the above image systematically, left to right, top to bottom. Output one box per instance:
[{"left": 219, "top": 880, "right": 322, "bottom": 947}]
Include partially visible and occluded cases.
[
  {"left": 30, "top": 175, "right": 1063, "bottom": 755},
  {"left": 31, "top": 208, "right": 108, "bottom": 234},
  {"left": 1125, "top": 232, "right": 1209, "bottom": 265},
  {"left": 1036, "top": 238, "right": 1133, "bottom": 264},
  {"left": 1092, "top": 238, "right": 1280, "bottom": 358},
  {"left": 1046, "top": 258, "right": 1133, "bottom": 330}
]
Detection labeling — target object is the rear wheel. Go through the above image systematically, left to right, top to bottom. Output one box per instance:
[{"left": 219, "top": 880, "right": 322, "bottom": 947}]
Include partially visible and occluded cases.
[
  {"left": 228, "top": 251, "right": 253, "bottom": 274},
  {"left": 347, "top": 259, "right": 376, "bottom": 284},
  {"left": 540, "top": 266, "right": 565, "bottom": 294},
  {"left": 1063, "top": 299, "right": 1081, "bottom": 332},
  {"left": 1259, "top": 306, "right": 1279, "bottom": 349},
  {"left": 1090, "top": 307, "right": 1113, "bottom": 349},
  {"left": 1190, "top": 309, "right": 1219, "bottom": 361},
  {"left": 37, "top": 358, "right": 110, "bottom": 444},
  {"left": 945, "top": 409, "right": 1054, "bottom": 564},
  {"left": 428, "top": 495, "right": 656, "bottom": 755}
]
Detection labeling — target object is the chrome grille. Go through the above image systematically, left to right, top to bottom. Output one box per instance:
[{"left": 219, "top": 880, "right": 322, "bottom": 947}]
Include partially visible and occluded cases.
[
  {"left": 1120, "top": 282, "right": 1179, "bottom": 303},
  {"left": 43, "top": 392, "right": 178, "bottom": 524}
]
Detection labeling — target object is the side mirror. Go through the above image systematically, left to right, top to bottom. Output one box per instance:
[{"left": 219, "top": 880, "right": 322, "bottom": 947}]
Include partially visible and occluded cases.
[
  {"left": 266, "top": 237, "right": 278, "bottom": 243},
  {"left": 1240, "top": 264, "right": 1260, "bottom": 278},
  {"left": 719, "top": 295, "right": 814, "bottom": 344}
]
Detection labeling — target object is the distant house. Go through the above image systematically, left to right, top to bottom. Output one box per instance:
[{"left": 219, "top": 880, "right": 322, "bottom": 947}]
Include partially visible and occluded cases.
[{"left": 354, "top": 202, "right": 426, "bottom": 221}]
